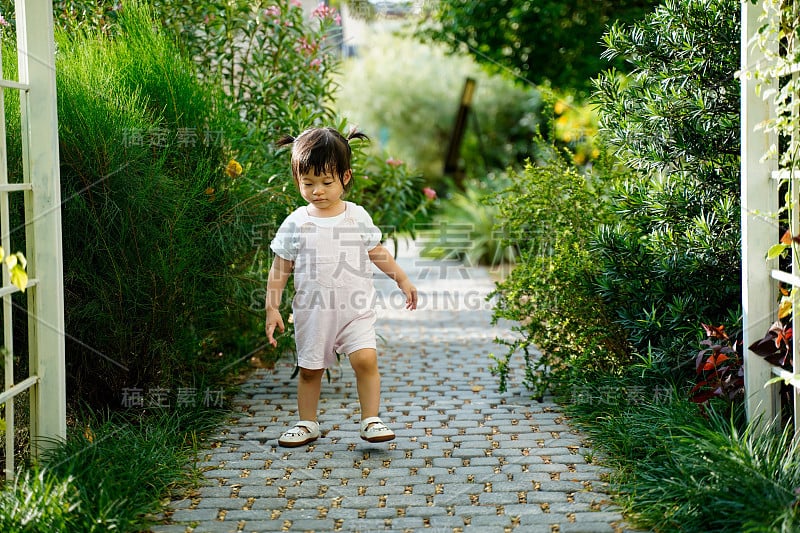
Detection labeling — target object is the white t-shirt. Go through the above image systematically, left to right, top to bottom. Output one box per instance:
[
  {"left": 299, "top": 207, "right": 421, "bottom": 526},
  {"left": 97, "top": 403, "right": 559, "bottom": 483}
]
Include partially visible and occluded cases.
[{"left": 270, "top": 201, "right": 382, "bottom": 261}]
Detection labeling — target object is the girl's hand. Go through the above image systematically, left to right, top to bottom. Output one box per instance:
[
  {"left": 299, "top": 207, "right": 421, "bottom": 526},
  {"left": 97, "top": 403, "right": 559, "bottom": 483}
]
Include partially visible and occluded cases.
[
  {"left": 398, "top": 278, "right": 418, "bottom": 310},
  {"left": 266, "top": 308, "right": 285, "bottom": 347}
]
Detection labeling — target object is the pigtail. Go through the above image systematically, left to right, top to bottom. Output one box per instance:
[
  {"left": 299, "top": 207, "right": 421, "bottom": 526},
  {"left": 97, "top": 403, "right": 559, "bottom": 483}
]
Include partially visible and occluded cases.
[
  {"left": 345, "top": 128, "right": 370, "bottom": 144},
  {"left": 275, "top": 134, "right": 296, "bottom": 148}
]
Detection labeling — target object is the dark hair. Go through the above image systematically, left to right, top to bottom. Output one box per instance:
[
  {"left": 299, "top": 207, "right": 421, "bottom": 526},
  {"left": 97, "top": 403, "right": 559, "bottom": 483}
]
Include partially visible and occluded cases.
[{"left": 276, "top": 127, "right": 369, "bottom": 192}]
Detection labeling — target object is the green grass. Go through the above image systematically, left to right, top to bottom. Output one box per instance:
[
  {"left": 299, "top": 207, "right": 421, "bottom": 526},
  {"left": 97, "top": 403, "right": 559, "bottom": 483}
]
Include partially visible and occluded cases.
[
  {"left": 564, "top": 372, "right": 800, "bottom": 532},
  {"left": 0, "top": 404, "right": 227, "bottom": 532},
  {"left": 627, "top": 412, "right": 800, "bottom": 532},
  {"left": 0, "top": 469, "right": 79, "bottom": 532}
]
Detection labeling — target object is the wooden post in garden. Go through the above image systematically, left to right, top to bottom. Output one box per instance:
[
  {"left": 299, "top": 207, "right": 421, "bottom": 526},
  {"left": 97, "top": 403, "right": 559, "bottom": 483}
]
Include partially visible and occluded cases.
[
  {"left": 1, "top": 0, "right": 65, "bottom": 478},
  {"left": 16, "top": 0, "right": 67, "bottom": 453},
  {"left": 740, "top": 0, "right": 779, "bottom": 431},
  {"left": 444, "top": 77, "right": 475, "bottom": 190}
]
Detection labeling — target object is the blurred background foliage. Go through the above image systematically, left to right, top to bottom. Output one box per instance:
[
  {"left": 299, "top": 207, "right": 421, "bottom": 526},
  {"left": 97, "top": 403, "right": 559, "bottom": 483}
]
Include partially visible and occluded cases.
[
  {"left": 418, "top": 0, "right": 662, "bottom": 93},
  {"left": 335, "top": 31, "right": 545, "bottom": 184}
]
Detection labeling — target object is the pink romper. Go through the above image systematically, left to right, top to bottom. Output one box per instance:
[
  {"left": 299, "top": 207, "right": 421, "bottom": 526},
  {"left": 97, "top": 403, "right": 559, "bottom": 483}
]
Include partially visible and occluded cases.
[{"left": 271, "top": 202, "right": 380, "bottom": 369}]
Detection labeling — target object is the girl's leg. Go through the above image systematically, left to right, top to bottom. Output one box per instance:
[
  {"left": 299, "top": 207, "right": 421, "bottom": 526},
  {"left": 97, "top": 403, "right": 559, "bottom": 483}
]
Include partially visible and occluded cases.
[
  {"left": 348, "top": 348, "right": 381, "bottom": 419},
  {"left": 279, "top": 367, "right": 324, "bottom": 447},
  {"left": 297, "top": 367, "right": 325, "bottom": 422}
]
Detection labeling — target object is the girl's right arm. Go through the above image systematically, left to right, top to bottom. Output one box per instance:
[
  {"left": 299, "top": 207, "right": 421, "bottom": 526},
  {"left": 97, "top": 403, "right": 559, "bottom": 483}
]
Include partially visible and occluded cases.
[{"left": 266, "top": 256, "right": 294, "bottom": 347}]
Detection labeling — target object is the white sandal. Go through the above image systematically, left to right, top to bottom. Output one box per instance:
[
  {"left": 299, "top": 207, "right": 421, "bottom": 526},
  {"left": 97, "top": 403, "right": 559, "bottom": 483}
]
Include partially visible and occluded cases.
[
  {"left": 360, "top": 417, "right": 395, "bottom": 443},
  {"left": 278, "top": 420, "right": 320, "bottom": 447}
]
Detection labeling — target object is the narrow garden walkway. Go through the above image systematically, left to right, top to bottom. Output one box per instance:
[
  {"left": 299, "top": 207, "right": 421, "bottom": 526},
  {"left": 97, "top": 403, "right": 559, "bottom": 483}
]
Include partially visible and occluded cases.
[{"left": 150, "top": 241, "right": 631, "bottom": 533}]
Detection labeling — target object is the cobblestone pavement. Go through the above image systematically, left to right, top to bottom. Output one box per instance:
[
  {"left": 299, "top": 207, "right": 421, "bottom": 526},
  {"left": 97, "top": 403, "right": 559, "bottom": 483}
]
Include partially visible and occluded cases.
[{"left": 150, "top": 243, "right": 630, "bottom": 533}]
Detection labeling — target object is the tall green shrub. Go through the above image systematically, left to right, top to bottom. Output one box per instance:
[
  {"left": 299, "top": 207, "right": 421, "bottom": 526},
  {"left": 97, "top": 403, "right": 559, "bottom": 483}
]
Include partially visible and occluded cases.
[
  {"left": 43, "top": 0, "right": 343, "bottom": 174},
  {"left": 151, "top": 0, "right": 342, "bottom": 163},
  {"left": 591, "top": 0, "right": 742, "bottom": 366},
  {"left": 50, "top": 5, "right": 273, "bottom": 403},
  {"left": 490, "top": 148, "right": 630, "bottom": 398}
]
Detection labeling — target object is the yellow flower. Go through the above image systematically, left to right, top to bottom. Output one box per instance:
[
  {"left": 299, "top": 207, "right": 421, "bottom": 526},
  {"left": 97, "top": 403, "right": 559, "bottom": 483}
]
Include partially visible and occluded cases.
[
  {"left": 226, "top": 159, "right": 243, "bottom": 178},
  {"left": 779, "top": 295, "right": 793, "bottom": 319}
]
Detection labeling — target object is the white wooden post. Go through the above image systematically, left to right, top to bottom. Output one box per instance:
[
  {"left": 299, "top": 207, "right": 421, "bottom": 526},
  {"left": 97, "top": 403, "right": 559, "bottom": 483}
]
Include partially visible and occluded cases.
[
  {"left": 16, "top": 0, "right": 66, "bottom": 451},
  {"left": 741, "top": 0, "right": 779, "bottom": 430},
  {"left": 791, "top": 3, "right": 800, "bottom": 439}
]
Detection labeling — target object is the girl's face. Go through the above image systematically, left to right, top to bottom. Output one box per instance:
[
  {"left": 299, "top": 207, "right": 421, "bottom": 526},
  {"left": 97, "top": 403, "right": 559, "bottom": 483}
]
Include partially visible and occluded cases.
[{"left": 297, "top": 170, "right": 351, "bottom": 214}]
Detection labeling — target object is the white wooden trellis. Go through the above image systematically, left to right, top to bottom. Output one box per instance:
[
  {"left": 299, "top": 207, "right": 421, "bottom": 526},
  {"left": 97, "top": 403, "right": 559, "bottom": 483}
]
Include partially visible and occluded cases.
[
  {"left": 0, "top": 0, "right": 66, "bottom": 478},
  {"left": 741, "top": 1, "right": 800, "bottom": 436}
]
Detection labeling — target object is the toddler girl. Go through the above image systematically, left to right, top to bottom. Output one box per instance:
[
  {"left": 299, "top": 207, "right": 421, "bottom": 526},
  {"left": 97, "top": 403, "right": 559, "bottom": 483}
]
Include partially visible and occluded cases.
[{"left": 266, "top": 127, "right": 417, "bottom": 447}]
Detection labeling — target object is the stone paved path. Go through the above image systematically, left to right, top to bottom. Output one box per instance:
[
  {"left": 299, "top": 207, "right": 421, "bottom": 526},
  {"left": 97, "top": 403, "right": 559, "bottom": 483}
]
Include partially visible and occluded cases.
[{"left": 150, "top": 242, "right": 628, "bottom": 533}]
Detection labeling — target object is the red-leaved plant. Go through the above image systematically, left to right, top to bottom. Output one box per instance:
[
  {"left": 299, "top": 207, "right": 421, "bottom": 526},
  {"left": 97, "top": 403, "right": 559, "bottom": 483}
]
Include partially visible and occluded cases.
[
  {"left": 748, "top": 320, "right": 793, "bottom": 370},
  {"left": 690, "top": 323, "right": 744, "bottom": 405}
]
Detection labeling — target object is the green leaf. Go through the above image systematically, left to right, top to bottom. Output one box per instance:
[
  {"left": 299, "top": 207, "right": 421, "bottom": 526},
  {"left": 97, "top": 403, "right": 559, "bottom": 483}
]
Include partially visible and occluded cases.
[
  {"left": 767, "top": 243, "right": 789, "bottom": 260},
  {"left": 10, "top": 264, "right": 27, "bottom": 292},
  {"left": 764, "top": 376, "right": 785, "bottom": 387}
]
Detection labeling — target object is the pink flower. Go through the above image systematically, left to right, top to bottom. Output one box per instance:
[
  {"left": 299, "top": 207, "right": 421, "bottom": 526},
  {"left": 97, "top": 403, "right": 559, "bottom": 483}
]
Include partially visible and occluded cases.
[
  {"left": 291, "top": 0, "right": 303, "bottom": 7},
  {"left": 312, "top": 3, "right": 339, "bottom": 21},
  {"left": 312, "top": 4, "right": 331, "bottom": 18},
  {"left": 264, "top": 5, "right": 280, "bottom": 17},
  {"left": 0, "top": 14, "right": 8, "bottom": 27},
  {"left": 334, "top": 14, "right": 342, "bottom": 25},
  {"left": 296, "top": 36, "right": 318, "bottom": 56},
  {"left": 309, "top": 57, "right": 322, "bottom": 69},
  {"left": 386, "top": 157, "right": 403, "bottom": 167},
  {"left": 423, "top": 187, "right": 437, "bottom": 200}
]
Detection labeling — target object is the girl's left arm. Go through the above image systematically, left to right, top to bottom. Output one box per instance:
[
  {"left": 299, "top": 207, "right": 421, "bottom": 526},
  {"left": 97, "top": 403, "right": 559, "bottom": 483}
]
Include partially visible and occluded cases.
[{"left": 368, "top": 244, "right": 417, "bottom": 310}]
